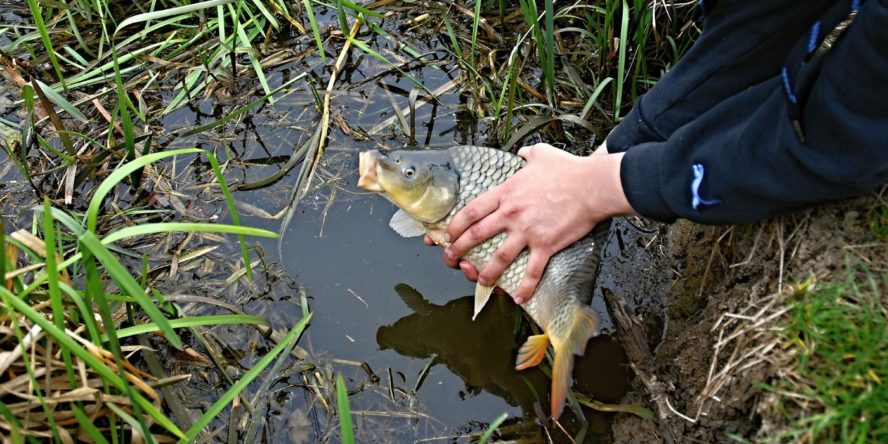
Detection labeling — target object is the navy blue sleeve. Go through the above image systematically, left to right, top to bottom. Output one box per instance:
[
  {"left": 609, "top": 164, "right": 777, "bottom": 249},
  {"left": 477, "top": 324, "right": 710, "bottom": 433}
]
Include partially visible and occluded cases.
[{"left": 617, "top": 0, "right": 888, "bottom": 224}]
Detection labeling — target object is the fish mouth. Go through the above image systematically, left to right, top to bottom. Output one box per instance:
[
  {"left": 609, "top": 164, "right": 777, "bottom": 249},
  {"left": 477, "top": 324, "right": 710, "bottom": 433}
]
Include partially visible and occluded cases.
[{"left": 357, "top": 150, "right": 385, "bottom": 192}]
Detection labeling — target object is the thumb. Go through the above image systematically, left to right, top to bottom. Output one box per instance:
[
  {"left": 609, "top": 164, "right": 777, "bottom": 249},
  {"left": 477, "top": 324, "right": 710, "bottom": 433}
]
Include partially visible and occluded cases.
[{"left": 516, "top": 144, "right": 538, "bottom": 160}]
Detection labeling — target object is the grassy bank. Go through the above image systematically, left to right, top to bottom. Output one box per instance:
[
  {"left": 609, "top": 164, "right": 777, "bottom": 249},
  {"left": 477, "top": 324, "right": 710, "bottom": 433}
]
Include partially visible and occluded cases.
[{"left": 764, "top": 251, "right": 887, "bottom": 442}]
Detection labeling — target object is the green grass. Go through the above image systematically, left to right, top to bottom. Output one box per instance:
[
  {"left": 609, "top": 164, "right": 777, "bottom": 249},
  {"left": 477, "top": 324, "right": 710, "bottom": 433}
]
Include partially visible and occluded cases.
[
  {"left": 0, "top": 147, "right": 305, "bottom": 440},
  {"left": 766, "top": 266, "right": 888, "bottom": 442},
  {"left": 336, "top": 374, "right": 356, "bottom": 444},
  {"left": 478, "top": 412, "right": 509, "bottom": 444}
]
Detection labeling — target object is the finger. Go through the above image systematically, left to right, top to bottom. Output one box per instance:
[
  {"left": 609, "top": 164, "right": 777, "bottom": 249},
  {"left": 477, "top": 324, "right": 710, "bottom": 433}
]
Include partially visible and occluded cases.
[
  {"left": 516, "top": 143, "right": 538, "bottom": 160},
  {"left": 445, "top": 188, "right": 501, "bottom": 244},
  {"left": 445, "top": 212, "right": 508, "bottom": 267},
  {"left": 477, "top": 234, "right": 526, "bottom": 287},
  {"left": 423, "top": 235, "right": 435, "bottom": 246},
  {"left": 442, "top": 248, "right": 459, "bottom": 269},
  {"left": 512, "top": 249, "right": 549, "bottom": 305},
  {"left": 459, "top": 260, "right": 479, "bottom": 282}
]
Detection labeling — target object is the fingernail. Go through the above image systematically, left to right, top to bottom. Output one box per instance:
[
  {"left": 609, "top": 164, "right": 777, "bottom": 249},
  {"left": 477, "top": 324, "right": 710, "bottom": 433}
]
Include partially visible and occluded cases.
[
  {"left": 444, "top": 233, "right": 451, "bottom": 243},
  {"left": 445, "top": 248, "right": 454, "bottom": 260},
  {"left": 478, "top": 277, "right": 489, "bottom": 286},
  {"left": 513, "top": 295, "right": 524, "bottom": 304}
]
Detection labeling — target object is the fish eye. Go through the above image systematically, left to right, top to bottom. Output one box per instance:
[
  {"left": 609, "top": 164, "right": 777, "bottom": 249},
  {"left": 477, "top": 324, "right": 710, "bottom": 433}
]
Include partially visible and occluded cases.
[{"left": 403, "top": 167, "right": 415, "bottom": 177}]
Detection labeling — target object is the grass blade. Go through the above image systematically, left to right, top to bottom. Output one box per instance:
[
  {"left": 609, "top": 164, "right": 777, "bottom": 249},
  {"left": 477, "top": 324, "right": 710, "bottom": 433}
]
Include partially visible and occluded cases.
[
  {"left": 25, "top": 0, "right": 67, "bottom": 90},
  {"left": 116, "top": 0, "right": 236, "bottom": 35},
  {"left": 301, "top": 0, "right": 326, "bottom": 65},
  {"left": 470, "top": 0, "right": 481, "bottom": 70},
  {"left": 543, "top": 0, "right": 555, "bottom": 103},
  {"left": 615, "top": 0, "right": 630, "bottom": 121},
  {"left": 234, "top": 11, "right": 273, "bottom": 102},
  {"left": 112, "top": 46, "right": 136, "bottom": 165},
  {"left": 579, "top": 77, "right": 614, "bottom": 121},
  {"left": 30, "top": 78, "right": 75, "bottom": 156},
  {"left": 32, "top": 79, "right": 88, "bottom": 123},
  {"left": 86, "top": 148, "right": 203, "bottom": 232},
  {"left": 202, "top": 152, "right": 255, "bottom": 281},
  {"left": 43, "top": 198, "right": 78, "bottom": 390},
  {"left": 103, "top": 223, "right": 276, "bottom": 245},
  {"left": 79, "top": 231, "right": 183, "bottom": 349},
  {"left": 181, "top": 313, "right": 313, "bottom": 442},
  {"left": 105, "top": 314, "right": 270, "bottom": 341},
  {"left": 337, "top": 374, "right": 355, "bottom": 444},
  {"left": 72, "top": 405, "right": 110, "bottom": 444},
  {"left": 479, "top": 412, "right": 508, "bottom": 444}
]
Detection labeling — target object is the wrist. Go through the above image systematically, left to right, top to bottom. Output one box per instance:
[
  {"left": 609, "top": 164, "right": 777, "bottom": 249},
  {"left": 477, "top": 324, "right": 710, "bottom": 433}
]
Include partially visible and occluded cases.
[{"left": 582, "top": 152, "right": 639, "bottom": 218}]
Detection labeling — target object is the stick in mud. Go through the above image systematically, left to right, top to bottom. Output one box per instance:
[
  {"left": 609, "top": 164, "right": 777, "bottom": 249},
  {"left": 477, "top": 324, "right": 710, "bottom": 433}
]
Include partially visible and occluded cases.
[{"left": 603, "top": 288, "right": 681, "bottom": 444}]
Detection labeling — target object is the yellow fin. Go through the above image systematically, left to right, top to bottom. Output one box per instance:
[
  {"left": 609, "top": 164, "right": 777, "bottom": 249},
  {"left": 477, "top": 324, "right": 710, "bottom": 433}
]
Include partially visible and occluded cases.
[
  {"left": 472, "top": 283, "right": 493, "bottom": 320},
  {"left": 549, "top": 306, "right": 601, "bottom": 419},
  {"left": 567, "top": 306, "right": 600, "bottom": 356},
  {"left": 515, "top": 334, "right": 549, "bottom": 370}
]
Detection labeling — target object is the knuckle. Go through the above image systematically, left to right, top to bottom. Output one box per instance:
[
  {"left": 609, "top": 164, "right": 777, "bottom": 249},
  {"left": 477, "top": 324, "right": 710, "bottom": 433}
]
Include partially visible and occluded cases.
[
  {"left": 501, "top": 203, "right": 519, "bottom": 217},
  {"left": 462, "top": 205, "right": 478, "bottom": 220},
  {"left": 468, "top": 224, "right": 485, "bottom": 240},
  {"left": 493, "top": 248, "right": 512, "bottom": 264},
  {"left": 526, "top": 265, "right": 544, "bottom": 280},
  {"left": 517, "top": 284, "right": 533, "bottom": 297}
]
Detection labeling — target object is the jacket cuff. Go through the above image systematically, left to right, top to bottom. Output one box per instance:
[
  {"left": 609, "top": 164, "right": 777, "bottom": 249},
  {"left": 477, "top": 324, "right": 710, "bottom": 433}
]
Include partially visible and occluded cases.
[
  {"left": 607, "top": 102, "right": 658, "bottom": 153},
  {"left": 620, "top": 143, "right": 678, "bottom": 222}
]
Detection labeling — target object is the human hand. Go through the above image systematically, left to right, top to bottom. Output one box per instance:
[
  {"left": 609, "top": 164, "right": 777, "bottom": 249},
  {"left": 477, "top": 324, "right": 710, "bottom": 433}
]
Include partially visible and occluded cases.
[
  {"left": 443, "top": 143, "right": 635, "bottom": 304},
  {"left": 424, "top": 234, "right": 481, "bottom": 281}
]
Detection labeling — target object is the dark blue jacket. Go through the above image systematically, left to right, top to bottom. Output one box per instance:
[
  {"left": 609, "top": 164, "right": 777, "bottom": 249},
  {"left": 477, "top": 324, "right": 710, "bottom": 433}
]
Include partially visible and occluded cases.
[{"left": 607, "top": 0, "right": 888, "bottom": 224}]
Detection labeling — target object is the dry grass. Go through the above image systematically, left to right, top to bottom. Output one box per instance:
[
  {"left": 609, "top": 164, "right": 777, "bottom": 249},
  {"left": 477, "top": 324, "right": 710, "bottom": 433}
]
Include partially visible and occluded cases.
[{"left": 0, "top": 307, "right": 163, "bottom": 443}]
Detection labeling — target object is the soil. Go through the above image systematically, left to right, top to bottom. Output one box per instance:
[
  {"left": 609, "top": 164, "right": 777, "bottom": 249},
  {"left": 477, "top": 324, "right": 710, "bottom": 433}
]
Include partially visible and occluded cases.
[{"left": 608, "top": 194, "right": 885, "bottom": 443}]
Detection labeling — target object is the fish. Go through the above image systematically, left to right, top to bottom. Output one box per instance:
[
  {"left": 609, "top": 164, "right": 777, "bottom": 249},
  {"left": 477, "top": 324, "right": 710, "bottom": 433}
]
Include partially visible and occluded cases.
[{"left": 357, "top": 145, "right": 605, "bottom": 419}]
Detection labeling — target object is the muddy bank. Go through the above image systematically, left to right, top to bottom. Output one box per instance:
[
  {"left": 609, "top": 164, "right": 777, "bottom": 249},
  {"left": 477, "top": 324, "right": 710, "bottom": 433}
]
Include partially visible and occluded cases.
[{"left": 609, "top": 195, "right": 884, "bottom": 442}]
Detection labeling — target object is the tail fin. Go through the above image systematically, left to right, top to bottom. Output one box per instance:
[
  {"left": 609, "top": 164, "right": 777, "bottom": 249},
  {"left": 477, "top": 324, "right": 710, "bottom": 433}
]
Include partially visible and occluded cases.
[{"left": 549, "top": 305, "right": 600, "bottom": 419}]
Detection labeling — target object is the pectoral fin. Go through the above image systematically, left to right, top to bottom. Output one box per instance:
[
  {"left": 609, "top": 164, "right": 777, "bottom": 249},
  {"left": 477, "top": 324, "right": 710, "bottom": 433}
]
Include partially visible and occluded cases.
[
  {"left": 389, "top": 210, "right": 425, "bottom": 237},
  {"left": 472, "top": 283, "right": 494, "bottom": 320},
  {"left": 515, "top": 334, "right": 549, "bottom": 370}
]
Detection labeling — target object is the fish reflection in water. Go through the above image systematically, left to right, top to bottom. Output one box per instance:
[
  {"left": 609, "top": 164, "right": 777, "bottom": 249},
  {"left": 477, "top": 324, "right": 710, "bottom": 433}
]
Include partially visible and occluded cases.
[
  {"left": 376, "top": 283, "right": 630, "bottom": 429},
  {"left": 377, "top": 283, "right": 550, "bottom": 412}
]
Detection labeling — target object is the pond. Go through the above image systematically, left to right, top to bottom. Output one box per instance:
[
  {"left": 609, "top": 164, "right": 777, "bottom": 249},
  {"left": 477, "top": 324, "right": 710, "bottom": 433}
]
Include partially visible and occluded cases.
[{"left": 154, "top": 40, "right": 671, "bottom": 440}]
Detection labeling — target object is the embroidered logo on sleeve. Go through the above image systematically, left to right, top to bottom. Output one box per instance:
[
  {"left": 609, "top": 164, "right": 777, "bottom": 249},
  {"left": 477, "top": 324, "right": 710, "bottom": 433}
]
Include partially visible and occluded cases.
[{"left": 691, "top": 163, "right": 721, "bottom": 210}]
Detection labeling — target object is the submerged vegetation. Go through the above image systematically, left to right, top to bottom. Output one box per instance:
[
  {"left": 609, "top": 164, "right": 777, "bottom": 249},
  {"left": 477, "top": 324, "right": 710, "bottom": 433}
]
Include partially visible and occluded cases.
[{"left": 1, "top": 0, "right": 882, "bottom": 442}]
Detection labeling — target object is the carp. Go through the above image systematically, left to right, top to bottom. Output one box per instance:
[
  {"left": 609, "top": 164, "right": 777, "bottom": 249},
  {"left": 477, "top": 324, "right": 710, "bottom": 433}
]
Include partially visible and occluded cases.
[{"left": 358, "top": 145, "right": 605, "bottom": 419}]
